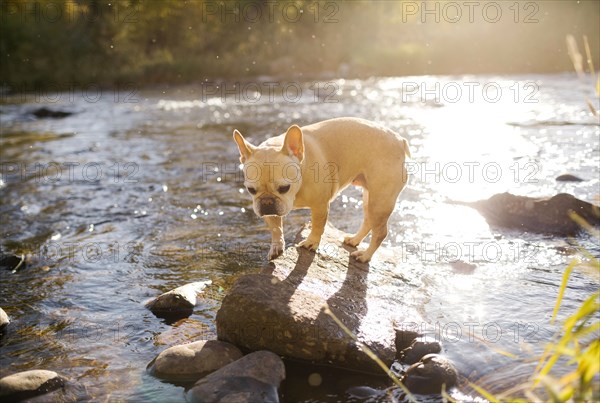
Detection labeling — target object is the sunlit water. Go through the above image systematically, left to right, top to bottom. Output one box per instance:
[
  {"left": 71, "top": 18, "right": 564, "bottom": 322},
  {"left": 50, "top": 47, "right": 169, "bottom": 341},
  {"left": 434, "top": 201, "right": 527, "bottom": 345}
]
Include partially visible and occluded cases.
[{"left": 0, "top": 73, "right": 598, "bottom": 401}]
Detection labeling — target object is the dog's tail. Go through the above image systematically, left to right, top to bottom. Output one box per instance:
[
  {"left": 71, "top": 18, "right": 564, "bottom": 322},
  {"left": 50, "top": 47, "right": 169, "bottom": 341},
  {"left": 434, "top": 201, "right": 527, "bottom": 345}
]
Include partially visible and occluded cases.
[{"left": 402, "top": 138, "right": 412, "bottom": 158}]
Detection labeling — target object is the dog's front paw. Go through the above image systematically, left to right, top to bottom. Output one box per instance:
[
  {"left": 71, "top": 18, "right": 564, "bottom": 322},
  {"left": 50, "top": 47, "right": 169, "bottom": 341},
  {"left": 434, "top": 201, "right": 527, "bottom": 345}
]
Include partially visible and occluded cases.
[
  {"left": 297, "top": 236, "right": 321, "bottom": 251},
  {"left": 268, "top": 242, "right": 285, "bottom": 260},
  {"left": 350, "top": 249, "right": 372, "bottom": 263}
]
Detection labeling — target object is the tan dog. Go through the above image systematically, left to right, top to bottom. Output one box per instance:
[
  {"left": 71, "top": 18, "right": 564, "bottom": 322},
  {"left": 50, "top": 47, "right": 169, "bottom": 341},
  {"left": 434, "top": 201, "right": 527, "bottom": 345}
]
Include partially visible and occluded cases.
[{"left": 233, "top": 117, "right": 410, "bottom": 263}]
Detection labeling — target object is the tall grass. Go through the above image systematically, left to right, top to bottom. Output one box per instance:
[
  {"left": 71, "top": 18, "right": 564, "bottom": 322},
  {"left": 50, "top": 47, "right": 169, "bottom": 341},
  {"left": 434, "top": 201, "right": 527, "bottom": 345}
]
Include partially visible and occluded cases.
[{"left": 479, "top": 257, "right": 599, "bottom": 402}]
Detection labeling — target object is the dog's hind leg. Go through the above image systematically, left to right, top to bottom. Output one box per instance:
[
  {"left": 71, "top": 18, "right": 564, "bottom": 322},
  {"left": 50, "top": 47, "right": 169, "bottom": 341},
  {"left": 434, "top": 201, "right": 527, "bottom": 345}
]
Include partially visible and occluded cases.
[
  {"left": 350, "top": 173, "right": 405, "bottom": 263},
  {"left": 343, "top": 189, "right": 371, "bottom": 247},
  {"left": 350, "top": 198, "right": 392, "bottom": 263}
]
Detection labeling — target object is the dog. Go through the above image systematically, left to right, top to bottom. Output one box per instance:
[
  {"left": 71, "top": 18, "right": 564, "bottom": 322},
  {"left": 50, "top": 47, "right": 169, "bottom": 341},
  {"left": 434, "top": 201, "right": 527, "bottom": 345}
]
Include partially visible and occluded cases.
[{"left": 233, "top": 117, "right": 411, "bottom": 263}]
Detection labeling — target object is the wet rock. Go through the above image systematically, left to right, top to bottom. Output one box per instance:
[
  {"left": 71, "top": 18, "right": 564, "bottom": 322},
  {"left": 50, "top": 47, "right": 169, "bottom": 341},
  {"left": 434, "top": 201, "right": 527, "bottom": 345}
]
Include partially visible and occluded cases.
[
  {"left": 31, "top": 107, "right": 73, "bottom": 119},
  {"left": 556, "top": 174, "right": 584, "bottom": 182},
  {"left": 465, "top": 192, "right": 600, "bottom": 236},
  {"left": 216, "top": 223, "right": 423, "bottom": 373},
  {"left": 0, "top": 253, "right": 25, "bottom": 272},
  {"left": 145, "top": 281, "right": 211, "bottom": 319},
  {"left": 0, "top": 308, "right": 9, "bottom": 331},
  {"left": 155, "top": 318, "right": 217, "bottom": 346},
  {"left": 394, "top": 329, "right": 421, "bottom": 352},
  {"left": 398, "top": 336, "right": 442, "bottom": 365},
  {"left": 147, "top": 340, "right": 243, "bottom": 382},
  {"left": 186, "top": 350, "right": 285, "bottom": 403},
  {"left": 401, "top": 354, "right": 458, "bottom": 394},
  {"left": 0, "top": 370, "right": 65, "bottom": 401}
]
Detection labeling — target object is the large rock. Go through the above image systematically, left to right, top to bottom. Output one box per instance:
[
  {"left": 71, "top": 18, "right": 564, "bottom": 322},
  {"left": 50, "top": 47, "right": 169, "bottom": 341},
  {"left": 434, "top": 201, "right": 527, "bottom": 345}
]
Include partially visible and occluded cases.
[
  {"left": 465, "top": 193, "right": 600, "bottom": 236},
  {"left": 216, "top": 223, "right": 423, "bottom": 374},
  {"left": 145, "top": 281, "right": 211, "bottom": 319},
  {"left": 147, "top": 340, "right": 243, "bottom": 381},
  {"left": 186, "top": 350, "right": 285, "bottom": 403},
  {"left": 0, "top": 370, "right": 65, "bottom": 401}
]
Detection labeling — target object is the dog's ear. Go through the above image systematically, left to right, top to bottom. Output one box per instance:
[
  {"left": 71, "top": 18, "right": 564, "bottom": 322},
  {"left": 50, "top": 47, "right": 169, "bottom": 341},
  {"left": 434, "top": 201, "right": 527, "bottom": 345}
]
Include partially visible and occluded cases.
[
  {"left": 281, "top": 125, "right": 304, "bottom": 162},
  {"left": 233, "top": 130, "right": 255, "bottom": 163}
]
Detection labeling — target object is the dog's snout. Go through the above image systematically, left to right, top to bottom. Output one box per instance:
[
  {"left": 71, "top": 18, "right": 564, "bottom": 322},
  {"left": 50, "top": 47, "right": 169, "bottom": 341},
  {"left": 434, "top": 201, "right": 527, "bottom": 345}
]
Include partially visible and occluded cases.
[
  {"left": 258, "top": 197, "right": 278, "bottom": 216},
  {"left": 261, "top": 198, "right": 275, "bottom": 206}
]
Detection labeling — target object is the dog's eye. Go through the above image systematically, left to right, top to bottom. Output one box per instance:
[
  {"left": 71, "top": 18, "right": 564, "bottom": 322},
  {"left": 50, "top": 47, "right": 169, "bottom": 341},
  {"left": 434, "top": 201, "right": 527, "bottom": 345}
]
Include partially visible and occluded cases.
[
  {"left": 278, "top": 184, "right": 291, "bottom": 194},
  {"left": 246, "top": 187, "right": 257, "bottom": 195}
]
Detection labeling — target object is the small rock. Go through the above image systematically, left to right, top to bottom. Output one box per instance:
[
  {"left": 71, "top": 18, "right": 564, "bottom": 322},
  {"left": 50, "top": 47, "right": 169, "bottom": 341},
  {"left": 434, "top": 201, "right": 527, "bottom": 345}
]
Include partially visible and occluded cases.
[
  {"left": 31, "top": 107, "right": 73, "bottom": 119},
  {"left": 556, "top": 174, "right": 584, "bottom": 182},
  {"left": 0, "top": 253, "right": 25, "bottom": 272},
  {"left": 450, "top": 260, "right": 476, "bottom": 274},
  {"left": 145, "top": 281, "right": 211, "bottom": 319},
  {"left": 0, "top": 308, "right": 9, "bottom": 331},
  {"left": 394, "top": 328, "right": 421, "bottom": 352},
  {"left": 394, "top": 328, "right": 422, "bottom": 351},
  {"left": 399, "top": 336, "right": 442, "bottom": 365},
  {"left": 147, "top": 340, "right": 243, "bottom": 382},
  {"left": 187, "top": 350, "right": 285, "bottom": 403},
  {"left": 402, "top": 354, "right": 457, "bottom": 394},
  {"left": 0, "top": 370, "right": 65, "bottom": 401},
  {"left": 345, "top": 385, "right": 382, "bottom": 400}
]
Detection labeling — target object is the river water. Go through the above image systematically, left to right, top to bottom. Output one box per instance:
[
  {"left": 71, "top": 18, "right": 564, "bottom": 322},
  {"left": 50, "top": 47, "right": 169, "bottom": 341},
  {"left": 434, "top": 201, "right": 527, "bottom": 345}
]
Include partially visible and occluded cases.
[{"left": 0, "top": 74, "right": 598, "bottom": 401}]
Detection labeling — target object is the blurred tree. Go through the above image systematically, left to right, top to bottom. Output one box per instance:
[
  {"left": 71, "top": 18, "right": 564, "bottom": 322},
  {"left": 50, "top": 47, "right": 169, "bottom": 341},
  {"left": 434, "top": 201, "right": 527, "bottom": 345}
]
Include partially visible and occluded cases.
[{"left": 1, "top": 0, "right": 598, "bottom": 91}]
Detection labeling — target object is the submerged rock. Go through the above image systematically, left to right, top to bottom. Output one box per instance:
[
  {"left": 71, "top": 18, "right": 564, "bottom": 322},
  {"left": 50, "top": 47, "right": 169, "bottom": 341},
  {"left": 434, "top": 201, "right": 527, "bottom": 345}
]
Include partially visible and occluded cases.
[
  {"left": 31, "top": 107, "right": 73, "bottom": 119},
  {"left": 556, "top": 174, "right": 584, "bottom": 182},
  {"left": 465, "top": 192, "right": 600, "bottom": 236},
  {"left": 216, "top": 223, "right": 423, "bottom": 374},
  {"left": 0, "top": 253, "right": 25, "bottom": 272},
  {"left": 449, "top": 260, "right": 476, "bottom": 274},
  {"left": 145, "top": 281, "right": 211, "bottom": 319},
  {"left": 0, "top": 308, "right": 9, "bottom": 331},
  {"left": 399, "top": 336, "right": 442, "bottom": 365},
  {"left": 147, "top": 340, "right": 243, "bottom": 382},
  {"left": 186, "top": 350, "right": 285, "bottom": 403},
  {"left": 401, "top": 354, "right": 458, "bottom": 394},
  {"left": 0, "top": 370, "right": 65, "bottom": 401}
]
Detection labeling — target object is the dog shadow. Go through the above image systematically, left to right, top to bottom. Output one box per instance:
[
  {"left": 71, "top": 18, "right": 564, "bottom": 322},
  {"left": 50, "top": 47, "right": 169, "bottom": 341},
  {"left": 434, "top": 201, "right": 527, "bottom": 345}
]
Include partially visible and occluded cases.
[{"left": 262, "top": 241, "right": 370, "bottom": 344}]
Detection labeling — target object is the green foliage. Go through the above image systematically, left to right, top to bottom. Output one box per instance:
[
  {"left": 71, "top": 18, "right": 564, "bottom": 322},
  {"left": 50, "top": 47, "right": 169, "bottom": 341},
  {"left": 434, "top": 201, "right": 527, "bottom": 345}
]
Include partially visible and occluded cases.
[
  {"left": 2, "top": 0, "right": 600, "bottom": 90},
  {"left": 532, "top": 256, "right": 599, "bottom": 402}
]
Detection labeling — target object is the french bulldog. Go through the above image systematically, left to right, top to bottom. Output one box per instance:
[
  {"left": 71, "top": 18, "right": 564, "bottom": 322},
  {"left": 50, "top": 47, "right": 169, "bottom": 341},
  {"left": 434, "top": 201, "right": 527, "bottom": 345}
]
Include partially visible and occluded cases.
[{"left": 233, "top": 117, "right": 410, "bottom": 263}]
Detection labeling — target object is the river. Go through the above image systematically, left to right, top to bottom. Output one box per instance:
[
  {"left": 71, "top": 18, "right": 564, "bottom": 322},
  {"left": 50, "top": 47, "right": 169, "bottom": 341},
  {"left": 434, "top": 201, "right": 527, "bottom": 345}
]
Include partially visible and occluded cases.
[{"left": 0, "top": 73, "right": 598, "bottom": 401}]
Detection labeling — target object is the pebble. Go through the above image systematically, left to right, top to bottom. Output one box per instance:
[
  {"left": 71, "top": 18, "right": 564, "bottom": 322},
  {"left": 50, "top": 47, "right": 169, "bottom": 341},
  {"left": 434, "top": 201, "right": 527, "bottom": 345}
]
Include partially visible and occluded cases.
[
  {"left": 145, "top": 281, "right": 211, "bottom": 318},
  {"left": 148, "top": 340, "right": 243, "bottom": 381},
  {"left": 0, "top": 370, "right": 65, "bottom": 401}
]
